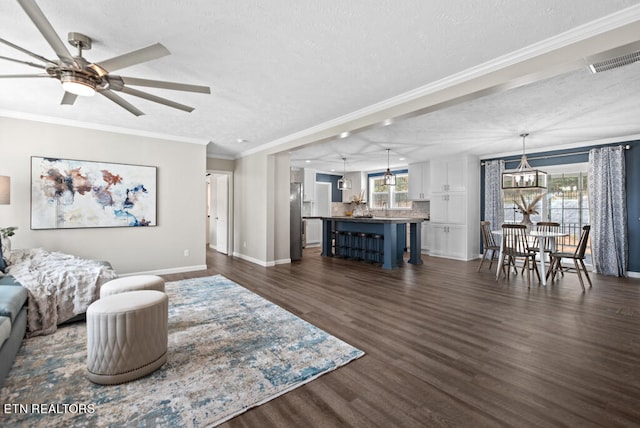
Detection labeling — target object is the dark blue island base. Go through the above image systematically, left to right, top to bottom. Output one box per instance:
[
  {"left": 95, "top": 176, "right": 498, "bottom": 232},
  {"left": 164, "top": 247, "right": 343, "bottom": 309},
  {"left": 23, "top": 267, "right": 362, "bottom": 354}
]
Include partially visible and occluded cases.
[{"left": 321, "top": 217, "right": 423, "bottom": 269}]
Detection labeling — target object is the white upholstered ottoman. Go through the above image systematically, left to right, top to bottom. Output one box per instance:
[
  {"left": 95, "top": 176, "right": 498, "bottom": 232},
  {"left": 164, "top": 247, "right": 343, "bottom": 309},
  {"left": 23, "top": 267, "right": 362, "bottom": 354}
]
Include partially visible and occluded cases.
[
  {"left": 100, "top": 275, "right": 165, "bottom": 298},
  {"left": 86, "top": 290, "right": 168, "bottom": 385}
]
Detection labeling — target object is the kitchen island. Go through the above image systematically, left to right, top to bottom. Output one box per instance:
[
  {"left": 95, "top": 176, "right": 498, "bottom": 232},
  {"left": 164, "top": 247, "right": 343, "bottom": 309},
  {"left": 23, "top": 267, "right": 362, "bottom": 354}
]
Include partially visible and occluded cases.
[{"left": 321, "top": 217, "right": 423, "bottom": 269}]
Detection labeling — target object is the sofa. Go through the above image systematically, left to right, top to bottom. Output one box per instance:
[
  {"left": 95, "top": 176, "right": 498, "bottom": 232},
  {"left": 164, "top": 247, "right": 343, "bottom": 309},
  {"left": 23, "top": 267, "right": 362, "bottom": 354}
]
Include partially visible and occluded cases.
[{"left": 0, "top": 274, "right": 28, "bottom": 389}]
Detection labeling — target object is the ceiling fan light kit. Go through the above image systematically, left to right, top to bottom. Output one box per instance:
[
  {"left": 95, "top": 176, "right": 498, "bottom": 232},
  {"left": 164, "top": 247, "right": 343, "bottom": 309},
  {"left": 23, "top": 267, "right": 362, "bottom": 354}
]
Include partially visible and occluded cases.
[
  {"left": 0, "top": 0, "right": 210, "bottom": 115},
  {"left": 60, "top": 71, "right": 96, "bottom": 96},
  {"left": 501, "top": 133, "right": 548, "bottom": 190}
]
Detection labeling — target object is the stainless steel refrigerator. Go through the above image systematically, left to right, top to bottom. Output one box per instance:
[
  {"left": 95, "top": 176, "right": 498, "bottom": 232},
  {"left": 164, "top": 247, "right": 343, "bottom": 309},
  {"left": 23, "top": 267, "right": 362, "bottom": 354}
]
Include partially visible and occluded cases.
[{"left": 290, "top": 182, "right": 303, "bottom": 260}]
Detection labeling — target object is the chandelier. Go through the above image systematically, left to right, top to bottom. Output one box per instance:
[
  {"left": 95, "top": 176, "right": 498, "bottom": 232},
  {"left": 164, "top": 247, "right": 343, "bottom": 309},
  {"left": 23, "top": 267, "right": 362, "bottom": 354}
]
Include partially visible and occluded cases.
[{"left": 501, "top": 133, "right": 547, "bottom": 190}]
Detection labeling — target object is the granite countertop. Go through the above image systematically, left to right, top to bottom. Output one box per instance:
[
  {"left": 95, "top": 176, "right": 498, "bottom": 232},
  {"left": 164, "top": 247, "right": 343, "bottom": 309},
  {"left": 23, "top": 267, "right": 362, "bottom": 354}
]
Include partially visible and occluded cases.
[{"left": 323, "top": 216, "right": 424, "bottom": 223}]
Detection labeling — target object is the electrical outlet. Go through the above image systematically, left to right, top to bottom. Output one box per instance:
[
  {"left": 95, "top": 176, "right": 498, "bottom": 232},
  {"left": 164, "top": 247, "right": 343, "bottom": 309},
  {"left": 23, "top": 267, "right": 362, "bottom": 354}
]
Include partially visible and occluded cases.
[{"left": 183, "top": 249, "right": 190, "bottom": 257}]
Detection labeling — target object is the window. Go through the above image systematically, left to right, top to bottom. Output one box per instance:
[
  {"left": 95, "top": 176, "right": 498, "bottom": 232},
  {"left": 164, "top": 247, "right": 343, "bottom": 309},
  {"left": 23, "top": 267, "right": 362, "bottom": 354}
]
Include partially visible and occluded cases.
[
  {"left": 503, "top": 163, "right": 591, "bottom": 263},
  {"left": 368, "top": 171, "right": 411, "bottom": 209}
]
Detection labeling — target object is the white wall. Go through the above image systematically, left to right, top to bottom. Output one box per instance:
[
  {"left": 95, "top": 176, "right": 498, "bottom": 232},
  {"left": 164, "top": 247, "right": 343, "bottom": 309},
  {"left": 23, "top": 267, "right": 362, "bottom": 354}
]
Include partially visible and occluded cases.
[
  {"left": 0, "top": 117, "right": 207, "bottom": 275},
  {"left": 233, "top": 150, "right": 291, "bottom": 266},
  {"left": 234, "top": 152, "right": 268, "bottom": 263},
  {"left": 271, "top": 152, "right": 291, "bottom": 264},
  {"left": 206, "top": 157, "right": 234, "bottom": 171}
]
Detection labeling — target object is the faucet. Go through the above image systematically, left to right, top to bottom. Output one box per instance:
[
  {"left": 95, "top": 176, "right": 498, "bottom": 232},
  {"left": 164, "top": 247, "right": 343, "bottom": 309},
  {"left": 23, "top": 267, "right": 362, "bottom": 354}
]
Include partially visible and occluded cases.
[{"left": 382, "top": 201, "right": 388, "bottom": 217}]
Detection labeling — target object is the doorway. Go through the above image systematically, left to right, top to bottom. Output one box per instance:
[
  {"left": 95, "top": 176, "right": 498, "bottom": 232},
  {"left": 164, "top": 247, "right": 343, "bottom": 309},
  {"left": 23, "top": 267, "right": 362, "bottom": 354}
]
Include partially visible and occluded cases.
[{"left": 207, "top": 171, "right": 232, "bottom": 255}]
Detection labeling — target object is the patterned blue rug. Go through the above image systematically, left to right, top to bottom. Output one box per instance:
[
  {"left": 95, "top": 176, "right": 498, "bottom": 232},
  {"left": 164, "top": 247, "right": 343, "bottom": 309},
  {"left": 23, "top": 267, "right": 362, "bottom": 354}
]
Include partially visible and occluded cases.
[{"left": 0, "top": 275, "right": 364, "bottom": 426}]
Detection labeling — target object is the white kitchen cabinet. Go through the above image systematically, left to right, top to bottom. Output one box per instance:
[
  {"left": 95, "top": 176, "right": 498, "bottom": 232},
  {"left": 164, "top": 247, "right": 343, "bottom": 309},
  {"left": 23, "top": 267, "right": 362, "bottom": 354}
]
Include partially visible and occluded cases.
[
  {"left": 426, "top": 155, "right": 479, "bottom": 261},
  {"left": 430, "top": 158, "right": 467, "bottom": 194},
  {"left": 408, "top": 161, "right": 430, "bottom": 200},
  {"left": 303, "top": 169, "right": 316, "bottom": 202},
  {"left": 341, "top": 171, "right": 367, "bottom": 203},
  {"left": 430, "top": 193, "right": 466, "bottom": 224},
  {"left": 305, "top": 219, "right": 322, "bottom": 247},
  {"left": 421, "top": 221, "right": 430, "bottom": 253},
  {"left": 428, "top": 224, "right": 467, "bottom": 259}
]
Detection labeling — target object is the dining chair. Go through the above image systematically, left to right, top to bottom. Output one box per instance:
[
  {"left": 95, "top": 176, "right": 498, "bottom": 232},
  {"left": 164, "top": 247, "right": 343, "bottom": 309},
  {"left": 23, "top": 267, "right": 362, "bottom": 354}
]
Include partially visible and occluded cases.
[
  {"left": 478, "top": 221, "right": 500, "bottom": 272},
  {"left": 524, "top": 221, "right": 560, "bottom": 273},
  {"left": 499, "top": 224, "right": 540, "bottom": 286},
  {"left": 548, "top": 225, "right": 592, "bottom": 291}
]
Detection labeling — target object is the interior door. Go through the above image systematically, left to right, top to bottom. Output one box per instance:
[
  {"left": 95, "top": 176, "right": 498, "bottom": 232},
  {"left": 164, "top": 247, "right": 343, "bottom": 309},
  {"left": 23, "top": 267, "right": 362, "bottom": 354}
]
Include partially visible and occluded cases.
[{"left": 215, "top": 174, "right": 229, "bottom": 254}]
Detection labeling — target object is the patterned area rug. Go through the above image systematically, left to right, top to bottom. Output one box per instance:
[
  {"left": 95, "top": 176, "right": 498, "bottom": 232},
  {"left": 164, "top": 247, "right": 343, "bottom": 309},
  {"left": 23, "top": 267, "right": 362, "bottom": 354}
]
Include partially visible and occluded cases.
[{"left": 0, "top": 275, "right": 364, "bottom": 426}]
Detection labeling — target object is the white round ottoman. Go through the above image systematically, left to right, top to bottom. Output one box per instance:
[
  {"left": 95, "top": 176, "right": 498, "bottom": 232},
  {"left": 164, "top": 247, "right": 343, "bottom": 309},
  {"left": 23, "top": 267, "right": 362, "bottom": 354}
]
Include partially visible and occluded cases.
[
  {"left": 100, "top": 275, "right": 165, "bottom": 298},
  {"left": 86, "top": 290, "right": 168, "bottom": 385}
]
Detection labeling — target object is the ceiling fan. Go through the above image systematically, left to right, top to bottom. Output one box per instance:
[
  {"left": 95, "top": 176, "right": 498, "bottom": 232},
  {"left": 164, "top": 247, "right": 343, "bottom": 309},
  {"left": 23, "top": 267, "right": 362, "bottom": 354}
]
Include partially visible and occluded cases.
[{"left": 0, "top": 0, "right": 210, "bottom": 116}]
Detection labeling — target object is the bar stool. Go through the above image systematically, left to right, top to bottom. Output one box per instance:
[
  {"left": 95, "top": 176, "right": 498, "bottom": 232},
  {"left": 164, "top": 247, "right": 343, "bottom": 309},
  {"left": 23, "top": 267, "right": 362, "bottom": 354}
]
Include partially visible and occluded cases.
[
  {"left": 335, "top": 231, "right": 345, "bottom": 257},
  {"left": 338, "top": 231, "right": 354, "bottom": 258},
  {"left": 354, "top": 232, "right": 368, "bottom": 260},
  {"left": 364, "top": 233, "right": 376, "bottom": 263},
  {"left": 370, "top": 234, "right": 384, "bottom": 264}
]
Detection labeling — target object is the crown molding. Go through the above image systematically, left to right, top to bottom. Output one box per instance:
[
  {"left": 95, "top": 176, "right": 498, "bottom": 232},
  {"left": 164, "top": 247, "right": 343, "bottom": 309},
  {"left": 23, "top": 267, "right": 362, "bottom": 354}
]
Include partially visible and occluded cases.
[
  {"left": 0, "top": 110, "right": 210, "bottom": 145},
  {"left": 479, "top": 133, "right": 640, "bottom": 160}
]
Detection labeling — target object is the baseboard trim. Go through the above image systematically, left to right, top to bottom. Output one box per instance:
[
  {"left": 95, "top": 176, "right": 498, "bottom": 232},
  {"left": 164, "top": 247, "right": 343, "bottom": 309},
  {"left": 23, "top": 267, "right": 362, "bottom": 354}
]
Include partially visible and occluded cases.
[
  {"left": 231, "top": 252, "right": 292, "bottom": 267},
  {"left": 428, "top": 253, "right": 477, "bottom": 262},
  {"left": 119, "top": 264, "right": 208, "bottom": 277},
  {"left": 628, "top": 271, "right": 640, "bottom": 279}
]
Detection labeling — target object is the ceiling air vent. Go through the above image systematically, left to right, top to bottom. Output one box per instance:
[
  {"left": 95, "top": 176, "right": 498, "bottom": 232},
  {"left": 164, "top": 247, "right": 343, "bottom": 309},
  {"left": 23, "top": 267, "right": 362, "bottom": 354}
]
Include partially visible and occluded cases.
[{"left": 589, "top": 50, "right": 640, "bottom": 73}]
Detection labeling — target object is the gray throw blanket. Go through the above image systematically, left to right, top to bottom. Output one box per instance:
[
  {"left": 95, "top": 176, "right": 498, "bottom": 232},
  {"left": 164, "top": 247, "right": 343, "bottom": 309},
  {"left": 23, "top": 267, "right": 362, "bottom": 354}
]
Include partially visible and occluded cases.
[{"left": 7, "top": 248, "right": 117, "bottom": 337}]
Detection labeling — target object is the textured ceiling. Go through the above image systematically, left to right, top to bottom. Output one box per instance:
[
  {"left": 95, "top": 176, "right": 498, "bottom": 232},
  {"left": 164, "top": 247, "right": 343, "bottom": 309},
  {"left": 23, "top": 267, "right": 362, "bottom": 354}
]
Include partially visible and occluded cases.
[
  {"left": 1, "top": 1, "right": 640, "bottom": 172},
  {"left": 293, "top": 61, "right": 640, "bottom": 172}
]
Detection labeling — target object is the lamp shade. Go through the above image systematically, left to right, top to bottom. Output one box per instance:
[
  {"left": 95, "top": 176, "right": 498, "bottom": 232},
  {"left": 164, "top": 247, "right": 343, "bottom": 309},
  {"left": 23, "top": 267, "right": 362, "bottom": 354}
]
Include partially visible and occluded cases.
[
  {"left": 502, "top": 168, "right": 548, "bottom": 189},
  {"left": 0, "top": 176, "right": 9, "bottom": 205},
  {"left": 337, "top": 178, "right": 352, "bottom": 190}
]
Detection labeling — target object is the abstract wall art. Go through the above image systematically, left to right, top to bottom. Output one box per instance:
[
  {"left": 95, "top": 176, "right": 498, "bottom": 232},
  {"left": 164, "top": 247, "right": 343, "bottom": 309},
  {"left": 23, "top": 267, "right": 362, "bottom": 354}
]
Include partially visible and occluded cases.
[{"left": 31, "top": 156, "right": 157, "bottom": 229}]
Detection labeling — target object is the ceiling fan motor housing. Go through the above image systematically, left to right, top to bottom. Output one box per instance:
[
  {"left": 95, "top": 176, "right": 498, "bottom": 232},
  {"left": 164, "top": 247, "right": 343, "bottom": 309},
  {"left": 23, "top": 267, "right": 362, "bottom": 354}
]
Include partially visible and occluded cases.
[{"left": 67, "top": 32, "right": 92, "bottom": 51}]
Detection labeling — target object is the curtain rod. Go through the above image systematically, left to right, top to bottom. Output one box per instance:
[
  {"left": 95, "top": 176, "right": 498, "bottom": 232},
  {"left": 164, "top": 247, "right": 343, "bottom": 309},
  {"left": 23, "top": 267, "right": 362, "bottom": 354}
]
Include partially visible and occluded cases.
[{"left": 481, "top": 144, "right": 631, "bottom": 166}]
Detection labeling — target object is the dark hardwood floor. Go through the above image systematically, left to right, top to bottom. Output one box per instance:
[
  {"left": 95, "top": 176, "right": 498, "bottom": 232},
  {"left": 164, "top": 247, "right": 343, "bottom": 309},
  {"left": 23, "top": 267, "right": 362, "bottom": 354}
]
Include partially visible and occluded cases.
[{"left": 163, "top": 248, "right": 640, "bottom": 428}]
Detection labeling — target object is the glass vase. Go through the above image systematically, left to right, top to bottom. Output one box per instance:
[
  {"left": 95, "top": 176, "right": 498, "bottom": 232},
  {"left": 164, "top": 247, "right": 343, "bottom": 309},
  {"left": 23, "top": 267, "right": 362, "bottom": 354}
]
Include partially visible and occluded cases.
[{"left": 1, "top": 236, "right": 11, "bottom": 260}]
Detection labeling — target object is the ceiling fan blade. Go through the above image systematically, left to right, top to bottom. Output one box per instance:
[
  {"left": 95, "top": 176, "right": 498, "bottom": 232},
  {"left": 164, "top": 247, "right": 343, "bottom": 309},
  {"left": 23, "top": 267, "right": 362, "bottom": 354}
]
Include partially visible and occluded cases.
[
  {"left": 17, "top": 0, "right": 76, "bottom": 66},
  {"left": 0, "top": 37, "right": 56, "bottom": 66},
  {"left": 91, "top": 43, "right": 170, "bottom": 75},
  {"left": 0, "top": 55, "right": 47, "bottom": 69},
  {"left": 0, "top": 73, "right": 50, "bottom": 78},
  {"left": 120, "top": 76, "right": 211, "bottom": 94},
  {"left": 120, "top": 86, "right": 195, "bottom": 112},
  {"left": 99, "top": 90, "right": 145, "bottom": 116},
  {"left": 61, "top": 92, "right": 77, "bottom": 105}
]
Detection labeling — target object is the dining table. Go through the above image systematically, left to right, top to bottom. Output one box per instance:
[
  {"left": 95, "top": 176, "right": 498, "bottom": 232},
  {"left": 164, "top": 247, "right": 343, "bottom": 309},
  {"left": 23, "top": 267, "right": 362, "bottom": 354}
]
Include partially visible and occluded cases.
[{"left": 492, "top": 229, "right": 569, "bottom": 286}]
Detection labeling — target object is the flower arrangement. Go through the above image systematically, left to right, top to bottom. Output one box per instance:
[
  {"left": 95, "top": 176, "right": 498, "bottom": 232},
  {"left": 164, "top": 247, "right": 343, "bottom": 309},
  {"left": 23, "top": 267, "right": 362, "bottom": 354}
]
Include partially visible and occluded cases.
[
  {"left": 351, "top": 190, "right": 365, "bottom": 205},
  {"left": 513, "top": 192, "right": 544, "bottom": 215},
  {"left": 0, "top": 226, "right": 17, "bottom": 239}
]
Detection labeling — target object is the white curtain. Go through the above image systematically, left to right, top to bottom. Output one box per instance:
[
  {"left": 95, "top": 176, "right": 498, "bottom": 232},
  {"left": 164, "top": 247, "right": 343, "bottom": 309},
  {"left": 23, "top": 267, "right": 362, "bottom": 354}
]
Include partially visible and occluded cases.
[
  {"left": 588, "top": 146, "right": 627, "bottom": 276},
  {"left": 484, "top": 160, "right": 504, "bottom": 230}
]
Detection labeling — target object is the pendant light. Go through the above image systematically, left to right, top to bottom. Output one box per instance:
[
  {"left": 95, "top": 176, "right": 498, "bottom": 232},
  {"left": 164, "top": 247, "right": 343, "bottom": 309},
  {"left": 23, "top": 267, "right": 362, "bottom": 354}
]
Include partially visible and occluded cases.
[
  {"left": 501, "top": 133, "right": 548, "bottom": 190},
  {"left": 383, "top": 148, "right": 396, "bottom": 186},
  {"left": 337, "top": 157, "right": 352, "bottom": 190}
]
